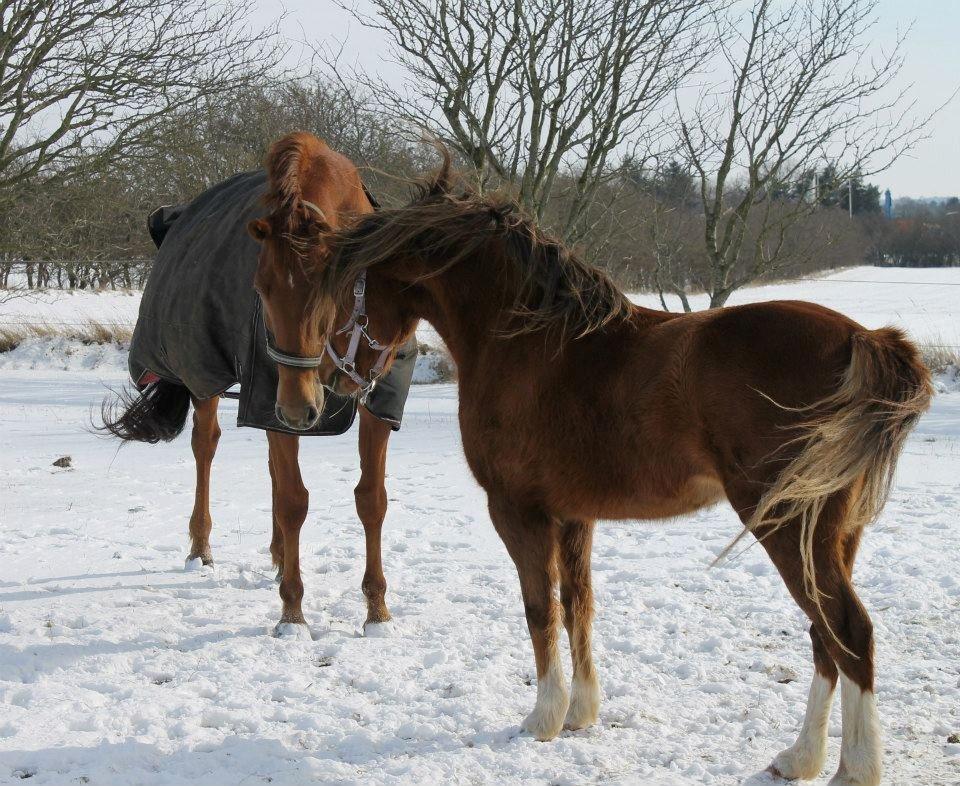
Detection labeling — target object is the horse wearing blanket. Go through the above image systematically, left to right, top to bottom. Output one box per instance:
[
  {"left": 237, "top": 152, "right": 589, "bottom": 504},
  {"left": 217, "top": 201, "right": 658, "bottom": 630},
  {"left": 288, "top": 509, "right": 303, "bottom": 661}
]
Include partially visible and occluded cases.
[{"left": 102, "top": 133, "right": 417, "bottom": 634}]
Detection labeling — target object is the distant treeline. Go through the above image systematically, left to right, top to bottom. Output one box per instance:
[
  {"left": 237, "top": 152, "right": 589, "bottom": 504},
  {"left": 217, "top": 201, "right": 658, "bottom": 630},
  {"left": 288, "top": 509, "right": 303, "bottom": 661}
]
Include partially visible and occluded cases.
[{"left": 880, "top": 198, "right": 960, "bottom": 267}]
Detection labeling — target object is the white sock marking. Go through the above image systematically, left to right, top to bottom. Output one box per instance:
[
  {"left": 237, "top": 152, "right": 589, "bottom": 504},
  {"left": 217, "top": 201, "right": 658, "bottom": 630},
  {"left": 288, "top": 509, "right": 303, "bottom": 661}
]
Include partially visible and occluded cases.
[
  {"left": 522, "top": 654, "right": 568, "bottom": 741},
  {"left": 772, "top": 672, "right": 835, "bottom": 779},
  {"left": 564, "top": 673, "right": 601, "bottom": 730},
  {"left": 829, "top": 674, "right": 882, "bottom": 786}
]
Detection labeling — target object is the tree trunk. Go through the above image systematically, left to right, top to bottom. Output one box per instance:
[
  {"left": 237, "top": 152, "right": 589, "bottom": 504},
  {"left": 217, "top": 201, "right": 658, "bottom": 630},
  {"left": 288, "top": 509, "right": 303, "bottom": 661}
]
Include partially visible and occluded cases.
[{"left": 708, "top": 288, "right": 732, "bottom": 309}]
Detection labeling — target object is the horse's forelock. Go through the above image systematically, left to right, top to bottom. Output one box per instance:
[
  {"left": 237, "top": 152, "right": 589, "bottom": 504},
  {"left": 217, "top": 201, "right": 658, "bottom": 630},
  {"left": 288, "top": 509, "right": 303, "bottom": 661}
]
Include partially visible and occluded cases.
[{"left": 263, "top": 132, "right": 329, "bottom": 230}]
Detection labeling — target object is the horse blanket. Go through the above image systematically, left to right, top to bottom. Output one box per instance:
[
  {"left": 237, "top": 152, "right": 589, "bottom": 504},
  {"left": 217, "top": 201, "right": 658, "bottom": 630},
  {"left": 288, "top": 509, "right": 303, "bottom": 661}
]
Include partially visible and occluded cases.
[{"left": 128, "top": 170, "right": 417, "bottom": 436}]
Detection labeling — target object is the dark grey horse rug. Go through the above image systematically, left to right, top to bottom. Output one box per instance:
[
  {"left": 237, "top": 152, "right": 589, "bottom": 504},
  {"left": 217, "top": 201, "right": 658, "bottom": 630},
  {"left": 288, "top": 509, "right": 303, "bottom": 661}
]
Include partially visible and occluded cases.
[{"left": 128, "top": 170, "right": 416, "bottom": 435}]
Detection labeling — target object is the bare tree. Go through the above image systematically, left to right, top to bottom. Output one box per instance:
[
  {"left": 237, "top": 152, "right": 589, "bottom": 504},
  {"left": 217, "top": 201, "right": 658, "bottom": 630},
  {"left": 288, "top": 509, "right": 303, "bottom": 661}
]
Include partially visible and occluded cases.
[
  {"left": 0, "top": 0, "right": 285, "bottom": 192},
  {"left": 339, "top": 0, "right": 716, "bottom": 244},
  {"left": 677, "top": 0, "right": 935, "bottom": 308},
  {"left": 0, "top": 73, "right": 431, "bottom": 290}
]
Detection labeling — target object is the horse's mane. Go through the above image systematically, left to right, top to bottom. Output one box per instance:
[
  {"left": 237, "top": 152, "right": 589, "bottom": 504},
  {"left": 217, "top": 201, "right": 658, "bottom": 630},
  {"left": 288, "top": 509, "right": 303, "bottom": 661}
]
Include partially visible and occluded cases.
[{"left": 322, "top": 158, "right": 633, "bottom": 341}]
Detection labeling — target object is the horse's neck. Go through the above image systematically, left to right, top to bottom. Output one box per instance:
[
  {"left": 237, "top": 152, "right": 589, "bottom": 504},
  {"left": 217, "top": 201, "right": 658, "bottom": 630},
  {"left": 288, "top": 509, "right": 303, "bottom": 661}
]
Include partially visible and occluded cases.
[{"left": 414, "top": 261, "right": 516, "bottom": 372}]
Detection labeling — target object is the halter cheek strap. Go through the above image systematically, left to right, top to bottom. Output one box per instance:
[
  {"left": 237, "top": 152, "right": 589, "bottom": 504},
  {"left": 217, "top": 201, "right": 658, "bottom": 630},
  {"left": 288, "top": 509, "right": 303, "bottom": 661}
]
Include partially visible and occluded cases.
[{"left": 325, "top": 269, "right": 394, "bottom": 401}]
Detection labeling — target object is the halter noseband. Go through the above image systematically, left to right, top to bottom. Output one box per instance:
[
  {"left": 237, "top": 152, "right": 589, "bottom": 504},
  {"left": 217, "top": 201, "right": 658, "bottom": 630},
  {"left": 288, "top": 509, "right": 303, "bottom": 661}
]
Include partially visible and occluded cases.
[
  {"left": 264, "top": 269, "right": 393, "bottom": 402},
  {"left": 264, "top": 338, "right": 325, "bottom": 369}
]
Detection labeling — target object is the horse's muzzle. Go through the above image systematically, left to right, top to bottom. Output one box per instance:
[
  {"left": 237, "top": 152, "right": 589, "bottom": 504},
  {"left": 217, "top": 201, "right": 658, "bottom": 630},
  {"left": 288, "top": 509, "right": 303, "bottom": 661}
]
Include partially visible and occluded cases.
[{"left": 275, "top": 401, "right": 322, "bottom": 431}]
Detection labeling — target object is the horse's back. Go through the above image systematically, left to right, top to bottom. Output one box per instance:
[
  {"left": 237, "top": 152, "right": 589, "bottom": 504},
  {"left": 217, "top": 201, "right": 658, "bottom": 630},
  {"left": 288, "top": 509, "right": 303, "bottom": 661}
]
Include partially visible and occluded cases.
[{"left": 129, "top": 171, "right": 268, "bottom": 398}]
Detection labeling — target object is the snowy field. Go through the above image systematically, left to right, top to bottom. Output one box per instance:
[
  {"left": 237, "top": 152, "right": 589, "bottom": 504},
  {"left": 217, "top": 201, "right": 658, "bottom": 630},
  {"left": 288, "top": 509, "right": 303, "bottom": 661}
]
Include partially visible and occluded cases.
[{"left": 0, "top": 267, "right": 958, "bottom": 785}]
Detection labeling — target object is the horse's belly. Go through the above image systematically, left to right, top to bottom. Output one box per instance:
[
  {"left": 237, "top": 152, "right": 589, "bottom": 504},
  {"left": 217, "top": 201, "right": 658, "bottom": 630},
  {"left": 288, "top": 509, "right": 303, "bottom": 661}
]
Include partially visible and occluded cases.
[{"left": 598, "top": 474, "right": 727, "bottom": 521}]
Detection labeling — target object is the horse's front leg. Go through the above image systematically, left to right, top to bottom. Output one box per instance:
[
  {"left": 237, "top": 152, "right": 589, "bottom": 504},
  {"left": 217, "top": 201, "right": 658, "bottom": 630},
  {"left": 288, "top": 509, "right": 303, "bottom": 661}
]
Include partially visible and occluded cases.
[
  {"left": 355, "top": 408, "right": 393, "bottom": 627},
  {"left": 266, "top": 431, "right": 311, "bottom": 639},
  {"left": 488, "top": 494, "right": 568, "bottom": 741},
  {"left": 559, "top": 519, "right": 600, "bottom": 730}
]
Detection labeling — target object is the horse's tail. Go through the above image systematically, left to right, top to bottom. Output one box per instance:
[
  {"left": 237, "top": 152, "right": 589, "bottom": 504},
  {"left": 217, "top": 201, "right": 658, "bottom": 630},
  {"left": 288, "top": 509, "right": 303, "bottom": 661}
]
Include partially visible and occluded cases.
[
  {"left": 737, "top": 326, "right": 932, "bottom": 649},
  {"left": 98, "top": 379, "right": 191, "bottom": 444}
]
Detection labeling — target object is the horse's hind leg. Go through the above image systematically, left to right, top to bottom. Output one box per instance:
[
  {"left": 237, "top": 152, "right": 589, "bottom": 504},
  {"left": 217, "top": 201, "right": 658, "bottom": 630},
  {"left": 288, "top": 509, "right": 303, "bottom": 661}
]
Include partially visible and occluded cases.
[
  {"left": 187, "top": 396, "right": 220, "bottom": 566},
  {"left": 355, "top": 408, "right": 392, "bottom": 627},
  {"left": 267, "top": 431, "right": 311, "bottom": 639},
  {"left": 488, "top": 495, "right": 567, "bottom": 741},
  {"left": 754, "top": 495, "right": 880, "bottom": 786},
  {"left": 559, "top": 519, "right": 600, "bottom": 730},
  {"left": 829, "top": 528, "right": 880, "bottom": 786},
  {"left": 771, "top": 530, "right": 865, "bottom": 780},
  {"left": 771, "top": 622, "right": 838, "bottom": 780}
]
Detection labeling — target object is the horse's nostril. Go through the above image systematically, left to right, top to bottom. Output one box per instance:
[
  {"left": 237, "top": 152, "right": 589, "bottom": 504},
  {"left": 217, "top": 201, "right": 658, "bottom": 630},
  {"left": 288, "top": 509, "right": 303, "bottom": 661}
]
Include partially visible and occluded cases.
[
  {"left": 275, "top": 404, "right": 287, "bottom": 425},
  {"left": 305, "top": 405, "right": 320, "bottom": 425}
]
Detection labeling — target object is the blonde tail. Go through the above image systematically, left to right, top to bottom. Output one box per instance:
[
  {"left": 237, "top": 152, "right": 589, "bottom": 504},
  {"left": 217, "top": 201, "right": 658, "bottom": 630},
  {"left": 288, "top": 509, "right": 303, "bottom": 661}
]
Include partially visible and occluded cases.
[{"left": 728, "top": 328, "right": 932, "bottom": 653}]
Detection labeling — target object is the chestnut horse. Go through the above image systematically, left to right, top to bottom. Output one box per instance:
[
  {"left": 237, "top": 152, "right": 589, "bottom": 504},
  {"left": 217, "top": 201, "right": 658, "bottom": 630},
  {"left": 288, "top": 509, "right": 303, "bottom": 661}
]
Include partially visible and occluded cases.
[
  {"left": 103, "top": 133, "right": 398, "bottom": 634},
  {"left": 262, "top": 162, "right": 931, "bottom": 786}
]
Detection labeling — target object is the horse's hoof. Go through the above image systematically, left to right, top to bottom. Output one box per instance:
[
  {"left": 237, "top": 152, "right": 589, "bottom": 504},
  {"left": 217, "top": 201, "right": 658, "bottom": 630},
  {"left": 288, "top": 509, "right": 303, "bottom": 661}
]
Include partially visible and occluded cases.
[
  {"left": 185, "top": 553, "right": 213, "bottom": 571},
  {"left": 362, "top": 620, "right": 393, "bottom": 638},
  {"left": 272, "top": 622, "right": 312, "bottom": 640},
  {"left": 522, "top": 683, "right": 568, "bottom": 741},
  {"left": 522, "top": 704, "right": 566, "bottom": 742},
  {"left": 769, "top": 746, "right": 825, "bottom": 781},
  {"left": 827, "top": 772, "right": 881, "bottom": 786}
]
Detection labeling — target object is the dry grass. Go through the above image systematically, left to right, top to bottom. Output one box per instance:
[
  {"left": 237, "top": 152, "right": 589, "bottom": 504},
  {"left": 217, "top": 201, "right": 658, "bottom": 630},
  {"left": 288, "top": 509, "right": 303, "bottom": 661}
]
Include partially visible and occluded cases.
[
  {"left": 0, "top": 319, "right": 133, "bottom": 353},
  {"left": 417, "top": 340, "right": 457, "bottom": 383},
  {"left": 919, "top": 340, "right": 960, "bottom": 375}
]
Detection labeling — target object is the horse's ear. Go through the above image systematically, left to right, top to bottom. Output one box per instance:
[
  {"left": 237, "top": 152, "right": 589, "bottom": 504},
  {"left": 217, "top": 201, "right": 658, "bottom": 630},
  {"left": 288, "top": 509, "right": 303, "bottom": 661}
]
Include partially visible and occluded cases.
[
  {"left": 422, "top": 144, "right": 455, "bottom": 197},
  {"left": 434, "top": 147, "right": 454, "bottom": 194},
  {"left": 298, "top": 205, "right": 331, "bottom": 235},
  {"left": 247, "top": 218, "right": 271, "bottom": 243}
]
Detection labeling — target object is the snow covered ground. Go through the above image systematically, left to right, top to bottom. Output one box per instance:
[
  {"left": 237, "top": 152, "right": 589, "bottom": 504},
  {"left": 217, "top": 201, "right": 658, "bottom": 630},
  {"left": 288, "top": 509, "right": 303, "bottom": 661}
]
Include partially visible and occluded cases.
[{"left": 0, "top": 268, "right": 958, "bottom": 785}]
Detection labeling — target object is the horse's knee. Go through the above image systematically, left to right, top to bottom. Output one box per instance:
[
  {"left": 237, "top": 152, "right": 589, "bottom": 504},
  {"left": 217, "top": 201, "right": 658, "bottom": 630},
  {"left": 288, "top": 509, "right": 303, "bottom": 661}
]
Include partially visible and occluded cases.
[
  {"left": 191, "top": 408, "right": 220, "bottom": 448},
  {"left": 354, "top": 483, "right": 386, "bottom": 526},
  {"left": 276, "top": 487, "right": 308, "bottom": 530}
]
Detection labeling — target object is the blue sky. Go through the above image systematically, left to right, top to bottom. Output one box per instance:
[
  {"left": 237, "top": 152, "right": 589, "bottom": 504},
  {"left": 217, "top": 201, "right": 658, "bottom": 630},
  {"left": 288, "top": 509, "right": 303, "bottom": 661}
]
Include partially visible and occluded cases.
[{"left": 256, "top": 0, "right": 959, "bottom": 198}]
